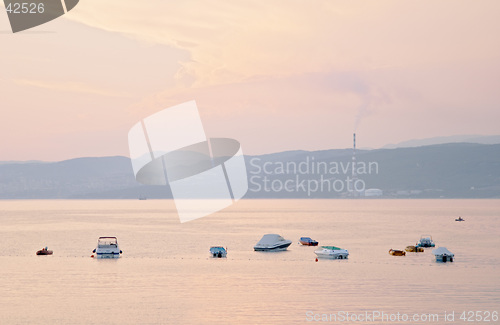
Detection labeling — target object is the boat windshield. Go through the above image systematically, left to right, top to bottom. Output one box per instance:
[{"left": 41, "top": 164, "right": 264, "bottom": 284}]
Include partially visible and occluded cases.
[
  {"left": 98, "top": 237, "right": 117, "bottom": 246},
  {"left": 321, "top": 246, "right": 341, "bottom": 250}
]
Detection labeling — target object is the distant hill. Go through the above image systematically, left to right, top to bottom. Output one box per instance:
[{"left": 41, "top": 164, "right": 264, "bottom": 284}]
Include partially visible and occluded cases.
[
  {"left": 383, "top": 135, "right": 500, "bottom": 149},
  {"left": 0, "top": 143, "right": 499, "bottom": 199},
  {"left": 244, "top": 143, "right": 500, "bottom": 199},
  {"left": 351, "top": 143, "right": 500, "bottom": 198},
  {"left": 0, "top": 156, "right": 142, "bottom": 199},
  {"left": 0, "top": 160, "right": 47, "bottom": 165}
]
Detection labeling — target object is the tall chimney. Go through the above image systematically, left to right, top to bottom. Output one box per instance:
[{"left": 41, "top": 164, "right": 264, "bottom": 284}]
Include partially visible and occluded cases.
[
  {"left": 352, "top": 133, "right": 356, "bottom": 177},
  {"left": 352, "top": 133, "right": 358, "bottom": 196}
]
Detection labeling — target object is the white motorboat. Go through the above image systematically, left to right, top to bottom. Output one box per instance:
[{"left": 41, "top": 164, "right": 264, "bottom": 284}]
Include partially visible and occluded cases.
[
  {"left": 254, "top": 234, "right": 292, "bottom": 251},
  {"left": 416, "top": 235, "right": 435, "bottom": 248},
  {"left": 92, "top": 237, "right": 122, "bottom": 258},
  {"left": 210, "top": 246, "right": 227, "bottom": 258},
  {"left": 314, "top": 246, "right": 349, "bottom": 259},
  {"left": 432, "top": 247, "right": 454, "bottom": 262}
]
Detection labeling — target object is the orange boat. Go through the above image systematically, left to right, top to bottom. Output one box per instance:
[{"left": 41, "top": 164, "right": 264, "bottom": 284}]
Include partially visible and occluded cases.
[
  {"left": 405, "top": 245, "right": 424, "bottom": 252},
  {"left": 389, "top": 249, "right": 405, "bottom": 256}
]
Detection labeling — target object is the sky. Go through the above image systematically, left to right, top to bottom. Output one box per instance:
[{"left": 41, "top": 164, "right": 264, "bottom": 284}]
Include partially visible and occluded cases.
[{"left": 1, "top": 0, "right": 499, "bottom": 161}]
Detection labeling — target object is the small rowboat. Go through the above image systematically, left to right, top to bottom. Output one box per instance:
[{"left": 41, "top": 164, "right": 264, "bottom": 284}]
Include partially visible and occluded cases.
[
  {"left": 36, "top": 247, "right": 53, "bottom": 255},
  {"left": 389, "top": 249, "right": 405, "bottom": 256}
]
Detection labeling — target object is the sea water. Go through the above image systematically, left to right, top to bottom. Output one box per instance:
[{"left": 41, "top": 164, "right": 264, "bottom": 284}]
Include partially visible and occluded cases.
[{"left": 0, "top": 199, "right": 498, "bottom": 324}]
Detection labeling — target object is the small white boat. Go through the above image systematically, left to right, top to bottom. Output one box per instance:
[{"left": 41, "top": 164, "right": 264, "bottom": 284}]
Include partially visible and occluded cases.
[
  {"left": 254, "top": 234, "right": 292, "bottom": 251},
  {"left": 416, "top": 235, "right": 435, "bottom": 248},
  {"left": 92, "top": 237, "right": 122, "bottom": 258},
  {"left": 210, "top": 246, "right": 227, "bottom": 258},
  {"left": 314, "top": 246, "right": 349, "bottom": 259},
  {"left": 432, "top": 247, "right": 454, "bottom": 262}
]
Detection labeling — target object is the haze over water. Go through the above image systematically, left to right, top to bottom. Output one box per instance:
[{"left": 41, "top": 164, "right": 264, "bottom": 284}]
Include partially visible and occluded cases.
[{"left": 0, "top": 199, "right": 498, "bottom": 324}]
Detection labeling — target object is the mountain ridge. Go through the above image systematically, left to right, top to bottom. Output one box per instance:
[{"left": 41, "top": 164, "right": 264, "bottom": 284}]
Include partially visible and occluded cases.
[
  {"left": 382, "top": 134, "right": 500, "bottom": 149},
  {"left": 1, "top": 143, "right": 499, "bottom": 199}
]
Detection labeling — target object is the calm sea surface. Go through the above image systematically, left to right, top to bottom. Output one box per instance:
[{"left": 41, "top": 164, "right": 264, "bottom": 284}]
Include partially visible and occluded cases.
[{"left": 0, "top": 199, "right": 498, "bottom": 325}]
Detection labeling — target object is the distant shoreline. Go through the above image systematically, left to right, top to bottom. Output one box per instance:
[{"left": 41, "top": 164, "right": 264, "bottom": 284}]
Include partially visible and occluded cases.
[
  {"left": 1, "top": 143, "right": 499, "bottom": 199},
  {"left": 1, "top": 197, "right": 499, "bottom": 200}
]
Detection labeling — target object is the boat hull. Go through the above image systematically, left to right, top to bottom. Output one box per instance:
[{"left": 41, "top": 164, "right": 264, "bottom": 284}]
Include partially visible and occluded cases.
[
  {"left": 416, "top": 235, "right": 435, "bottom": 248},
  {"left": 93, "top": 237, "right": 122, "bottom": 258},
  {"left": 299, "top": 237, "right": 319, "bottom": 246},
  {"left": 299, "top": 241, "right": 318, "bottom": 246},
  {"left": 254, "top": 242, "right": 292, "bottom": 251},
  {"left": 417, "top": 243, "right": 435, "bottom": 248},
  {"left": 405, "top": 246, "right": 424, "bottom": 252},
  {"left": 210, "top": 247, "right": 227, "bottom": 258},
  {"left": 314, "top": 247, "right": 349, "bottom": 259},
  {"left": 432, "top": 247, "right": 454, "bottom": 262},
  {"left": 389, "top": 249, "right": 406, "bottom": 256},
  {"left": 36, "top": 250, "right": 53, "bottom": 255},
  {"left": 95, "top": 252, "right": 121, "bottom": 259},
  {"left": 315, "top": 252, "right": 348, "bottom": 259},
  {"left": 435, "top": 255, "right": 454, "bottom": 262}
]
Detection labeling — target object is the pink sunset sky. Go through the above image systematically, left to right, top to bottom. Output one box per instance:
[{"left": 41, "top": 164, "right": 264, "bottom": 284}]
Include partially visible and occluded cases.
[{"left": 1, "top": 0, "right": 499, "bottom": 161}]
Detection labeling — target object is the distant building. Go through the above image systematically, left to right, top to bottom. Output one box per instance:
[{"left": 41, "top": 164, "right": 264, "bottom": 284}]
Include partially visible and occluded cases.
[{"left": 365, "top": 188, "right": 383, "bottom": 197}]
